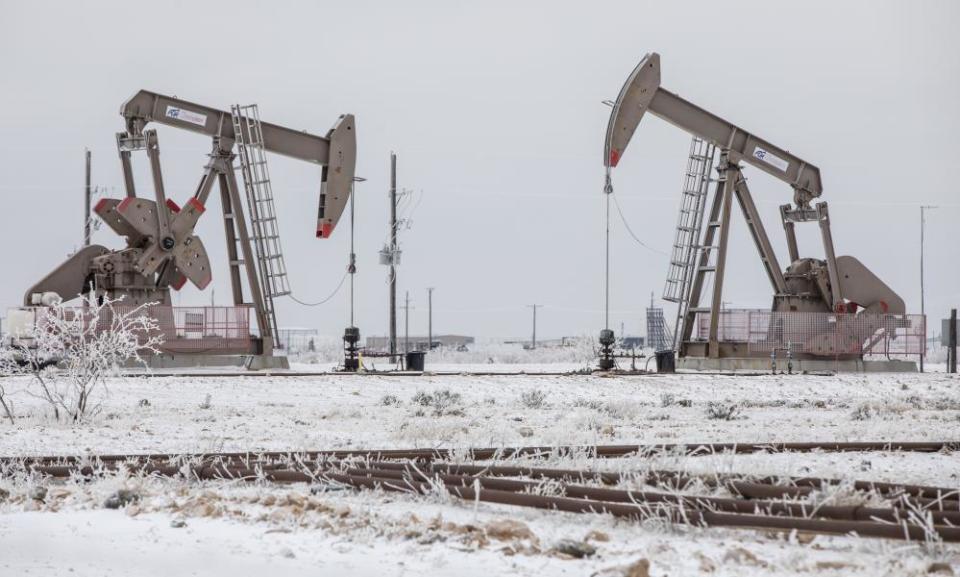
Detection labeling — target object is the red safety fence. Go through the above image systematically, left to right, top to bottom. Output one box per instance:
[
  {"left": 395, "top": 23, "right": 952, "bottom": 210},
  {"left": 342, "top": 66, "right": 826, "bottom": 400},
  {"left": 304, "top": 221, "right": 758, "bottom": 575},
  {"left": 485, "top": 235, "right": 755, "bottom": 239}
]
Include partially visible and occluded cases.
[
  {"left": 102, "top": 305, "right": 256, "bottom": 354},
  {"left": 691, "top": 309, "right": 926, "bottom": 359}
]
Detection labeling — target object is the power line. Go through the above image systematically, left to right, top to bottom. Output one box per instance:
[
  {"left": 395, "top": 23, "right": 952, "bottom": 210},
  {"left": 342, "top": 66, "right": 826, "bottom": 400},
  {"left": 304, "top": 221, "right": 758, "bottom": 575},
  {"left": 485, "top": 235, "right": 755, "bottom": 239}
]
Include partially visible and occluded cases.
[
  {"left": 610, "top": 192, "right": 669, "bottom": 257},
  {"left": 288, "top": 271, "right": 348, "bottom": 307}
]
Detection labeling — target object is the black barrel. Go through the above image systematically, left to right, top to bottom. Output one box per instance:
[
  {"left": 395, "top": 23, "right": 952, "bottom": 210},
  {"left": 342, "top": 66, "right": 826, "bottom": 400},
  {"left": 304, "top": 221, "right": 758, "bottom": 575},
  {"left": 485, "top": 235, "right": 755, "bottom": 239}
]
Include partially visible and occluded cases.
[
  {"left": 655, "top": 350, "right": 676, "bottom": 373},
  {"left": 405, "top": 351, "right": 426, "bottom": 371}
]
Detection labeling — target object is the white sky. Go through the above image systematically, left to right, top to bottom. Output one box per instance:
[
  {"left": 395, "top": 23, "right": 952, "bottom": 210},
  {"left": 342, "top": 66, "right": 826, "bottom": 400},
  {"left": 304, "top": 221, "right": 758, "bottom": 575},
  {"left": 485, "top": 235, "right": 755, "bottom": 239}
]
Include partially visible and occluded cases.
[{"left": 1, "top": 0, "right": 958, "bottom": 339}]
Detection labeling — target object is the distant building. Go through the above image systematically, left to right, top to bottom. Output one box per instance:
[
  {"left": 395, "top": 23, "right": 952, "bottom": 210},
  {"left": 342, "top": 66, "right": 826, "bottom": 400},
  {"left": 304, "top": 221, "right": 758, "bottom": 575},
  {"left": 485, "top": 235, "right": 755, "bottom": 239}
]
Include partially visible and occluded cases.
[
  {"left": 365, "top": 334, "right": 475, "bottom": 352},
  {"left": 515, "top": 336, "right": 581, "bottom": 350}
]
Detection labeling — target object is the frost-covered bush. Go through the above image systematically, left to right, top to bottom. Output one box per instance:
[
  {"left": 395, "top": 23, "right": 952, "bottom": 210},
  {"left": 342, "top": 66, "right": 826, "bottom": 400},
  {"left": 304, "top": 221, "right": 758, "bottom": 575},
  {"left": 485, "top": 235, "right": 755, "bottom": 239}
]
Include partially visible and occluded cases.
[
  {"left": 0, "top": 296, "right": 163, "bottom": 423},
  {"left": 410, "top": 389, "right": 463, "bottom": 416},
  {"left": 430, "top": 389, "right": 463, "bottom": 415},
  {"left": 520, "top": 389, "right": 547, "bottom": 409},
  {"left": 412, "top": 391, "right": 433, "bottom": 407},
  {"left": 379, "top": 394, "right": 401, "bottom": 406},
  {"left": 572, "top": 398, "right": 604, "bottom": 411},
  {"left": 705, "top": 402, "right": 742, "bottom": 421}
]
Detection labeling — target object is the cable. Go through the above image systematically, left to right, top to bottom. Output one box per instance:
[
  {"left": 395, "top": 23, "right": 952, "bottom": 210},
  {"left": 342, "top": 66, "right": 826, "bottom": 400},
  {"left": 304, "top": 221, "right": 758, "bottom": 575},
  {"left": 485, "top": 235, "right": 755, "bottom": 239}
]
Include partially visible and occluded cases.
[
  {"left": 604, "top": 178, "right": 611, "bottom": 330},
  {"left": 610, "top": 192, "right": 669, "bottom": 257},
  {"left": 287, "top": 271, "right": 348, "bottom": 307}
]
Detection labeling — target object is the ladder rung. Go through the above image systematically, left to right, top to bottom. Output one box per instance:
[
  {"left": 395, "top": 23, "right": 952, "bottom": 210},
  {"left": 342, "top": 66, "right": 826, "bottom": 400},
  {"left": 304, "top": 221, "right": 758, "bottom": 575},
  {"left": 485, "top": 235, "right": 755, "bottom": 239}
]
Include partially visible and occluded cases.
[
  {"left": 699, "top": 266, "right": 716, "bottom": 272},
  {"left": 689, "top": 307, "right": 711, "bottom": 313}
]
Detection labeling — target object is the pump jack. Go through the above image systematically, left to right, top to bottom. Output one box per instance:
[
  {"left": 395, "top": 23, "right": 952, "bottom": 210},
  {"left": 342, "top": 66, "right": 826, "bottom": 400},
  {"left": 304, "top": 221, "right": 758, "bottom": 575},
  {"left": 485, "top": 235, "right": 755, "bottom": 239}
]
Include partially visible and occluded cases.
[
  {"left": 605, "top": 53, "right": 916, "bottom": 371},
  {"left": 17, "top": 90, "right": 356, "bottom": 368}
]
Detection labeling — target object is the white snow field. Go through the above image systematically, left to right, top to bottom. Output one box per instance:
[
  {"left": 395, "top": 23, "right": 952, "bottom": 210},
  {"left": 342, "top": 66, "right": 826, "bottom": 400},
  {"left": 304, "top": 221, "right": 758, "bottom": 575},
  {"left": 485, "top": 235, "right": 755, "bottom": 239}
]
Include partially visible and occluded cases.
[{"left": 1, "top": 368, "right": 959, "bottom": 576}]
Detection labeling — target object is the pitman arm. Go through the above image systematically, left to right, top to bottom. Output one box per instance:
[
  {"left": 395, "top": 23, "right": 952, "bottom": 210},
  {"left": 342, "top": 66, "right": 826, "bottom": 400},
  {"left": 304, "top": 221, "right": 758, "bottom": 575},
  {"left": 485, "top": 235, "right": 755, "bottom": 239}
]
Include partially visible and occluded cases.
[
  {"left": 604, "top": 53, "right": 822, "bottom": 207},
  {"left": 119, "top": 90, "right": 356, "bottom": 237}
]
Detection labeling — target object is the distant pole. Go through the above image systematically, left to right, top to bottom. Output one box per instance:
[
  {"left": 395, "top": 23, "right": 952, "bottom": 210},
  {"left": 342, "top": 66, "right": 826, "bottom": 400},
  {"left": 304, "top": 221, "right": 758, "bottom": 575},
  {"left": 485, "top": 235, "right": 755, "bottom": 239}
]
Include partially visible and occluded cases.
[
  {"left": 84, "top": 149, "right": 92, "bottom": 246},
  {"left": 389, "top": 153, "right": 398, "bottom": 361},
  {"left": 920, "top": 205, "right": 937, "bottom": 373},
  {"left": 427, "top": 287, "right": 434, "bottom": 350},
  {"left": 404, "top": 290, "right": 410, "bottom": 354},
  {"left": 527, "top": 304, "right": 542, "bottom": 349},
  {"left": 948, "top": 308, "right": 957, "bottom": 374}
]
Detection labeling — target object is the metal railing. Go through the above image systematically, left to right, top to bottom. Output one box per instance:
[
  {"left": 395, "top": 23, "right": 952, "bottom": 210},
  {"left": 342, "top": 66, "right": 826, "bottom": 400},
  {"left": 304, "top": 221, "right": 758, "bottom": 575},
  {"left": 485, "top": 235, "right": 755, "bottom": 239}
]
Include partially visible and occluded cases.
[
  {"left": 101, "top": 305, "right": 256, "bottom": 354},
  {"left": 690, "top": 309, "right": 926, "bottom": 358}
]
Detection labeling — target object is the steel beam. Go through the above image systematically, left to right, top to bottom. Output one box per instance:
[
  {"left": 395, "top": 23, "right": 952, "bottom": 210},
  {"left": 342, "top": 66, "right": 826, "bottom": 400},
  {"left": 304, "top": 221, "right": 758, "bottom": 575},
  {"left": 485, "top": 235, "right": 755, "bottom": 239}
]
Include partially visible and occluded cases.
[
  {"left": 605, "top": 52, "right": 822, "bottom": 207},
  {"left": 708, "top": 162, "right": 736, "bottom": 357},
  {"left": 223, "top": 165, "right": 273, "bottom": 355},
  {"left": 680, "top": 168, "right": 726, "bottom": 347},
  {"left": 733, "top": 173, "right": 787, "bottom": 294},
  {"left": 816, "top": 203, "right": 843, "bottom": 309}
]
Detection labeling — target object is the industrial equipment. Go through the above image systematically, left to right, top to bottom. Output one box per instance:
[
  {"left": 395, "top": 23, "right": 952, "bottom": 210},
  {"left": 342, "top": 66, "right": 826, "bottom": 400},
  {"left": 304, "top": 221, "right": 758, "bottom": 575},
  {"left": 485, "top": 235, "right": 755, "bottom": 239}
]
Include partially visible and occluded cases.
[
  {"left": 605, "top": 53, "right": 921, "bottom": 371},
  {"left": 16, "top": 90, "right": 356, "bottom": 368}
]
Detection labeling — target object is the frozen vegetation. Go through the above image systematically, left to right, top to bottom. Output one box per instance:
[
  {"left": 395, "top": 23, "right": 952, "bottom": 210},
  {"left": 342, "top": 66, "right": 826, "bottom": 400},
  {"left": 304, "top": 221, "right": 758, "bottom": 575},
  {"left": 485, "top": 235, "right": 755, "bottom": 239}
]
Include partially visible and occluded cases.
[{"left": 0, "top": 362, "right": 958, "bottom": 575}]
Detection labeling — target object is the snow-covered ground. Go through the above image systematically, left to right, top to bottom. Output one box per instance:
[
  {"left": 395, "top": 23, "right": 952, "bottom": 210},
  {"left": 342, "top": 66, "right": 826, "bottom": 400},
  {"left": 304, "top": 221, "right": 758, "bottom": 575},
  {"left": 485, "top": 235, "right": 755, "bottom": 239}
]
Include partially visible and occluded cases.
[{"left": 1, "top": 368, "right": 959, "bottom": 576}]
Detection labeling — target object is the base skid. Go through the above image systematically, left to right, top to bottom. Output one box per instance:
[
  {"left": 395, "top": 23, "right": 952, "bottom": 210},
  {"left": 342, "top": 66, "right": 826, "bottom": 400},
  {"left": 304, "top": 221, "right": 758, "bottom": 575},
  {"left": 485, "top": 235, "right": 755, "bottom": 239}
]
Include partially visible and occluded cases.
[
  {"left": 130, "top": 353, "right": 290, "bottom": 371},
  {"left": 244, "top": 355, "right": 291, "bottom": 371},
  {"left": 677, "top": 355, "right": 917, "bottom": 373}
]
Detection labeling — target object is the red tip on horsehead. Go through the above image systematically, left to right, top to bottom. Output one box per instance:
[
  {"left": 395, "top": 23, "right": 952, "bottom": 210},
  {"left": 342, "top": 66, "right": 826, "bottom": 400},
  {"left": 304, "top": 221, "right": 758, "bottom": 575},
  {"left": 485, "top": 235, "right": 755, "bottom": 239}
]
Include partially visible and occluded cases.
[{"left": 609, "top": 149, "right": 621, "bottom": 167}]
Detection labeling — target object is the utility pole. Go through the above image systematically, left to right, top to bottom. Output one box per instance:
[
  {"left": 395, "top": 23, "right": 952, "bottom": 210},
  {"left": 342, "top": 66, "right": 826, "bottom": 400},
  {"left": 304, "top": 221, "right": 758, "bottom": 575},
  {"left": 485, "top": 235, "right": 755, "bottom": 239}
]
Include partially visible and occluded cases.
[
  {"left": 84, "top": 148, "right": 92, "bottom": 246},
  {"left": 389, "top": 153, "right": 398, "bottom": 362},
  {"left": 920, "top": 205, "right": 937, "bottom": 373},
  {"left": 427, "top": 287, "right": 434, "bottom": 350},
  {"left": 404, "top": 290, "right": 410, "bottom": 354},
  {"left": 527, "top": 304, "right": 542, "bottom": 349},
  {"left": 949, "top": 308, "right": 957, "bottom": 374}
]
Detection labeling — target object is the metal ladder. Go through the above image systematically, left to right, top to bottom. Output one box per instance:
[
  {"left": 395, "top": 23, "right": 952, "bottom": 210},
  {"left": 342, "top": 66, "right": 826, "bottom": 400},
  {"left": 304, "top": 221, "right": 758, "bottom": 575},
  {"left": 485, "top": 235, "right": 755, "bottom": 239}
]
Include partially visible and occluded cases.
[
  {"left": 231, "top": 104, "right": 290, "bottom": 345},
  {"left": 662, "top": 137, "right": 716, "bottom": 346}
]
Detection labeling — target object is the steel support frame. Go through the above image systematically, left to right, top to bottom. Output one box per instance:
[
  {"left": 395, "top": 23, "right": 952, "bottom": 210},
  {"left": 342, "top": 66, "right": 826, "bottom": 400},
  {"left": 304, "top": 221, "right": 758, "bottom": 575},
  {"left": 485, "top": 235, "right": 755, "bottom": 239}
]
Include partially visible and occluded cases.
[
  {"left": 143, "top": 130, "right": 174, "bottom": 244},
  {"left": 113, "top": 132, "right": 276, "bottom": 357},
  {"left": 681, "top": 153, "right": 790, "bottom": 358},
  {"left": 217, "top": 155, "right": 275, "bottom": 356},
  {"left": 733, "top": 175, "right": 787, "bottom": 295},
  {"left": 682, "top": 181, "right": 849, "bottom": 359},
  {"left": 815, "top": 203, "right": 843, "bottom": 309},
  {"left": 779, "top": 204, "right": 800, "bottom": 263}
]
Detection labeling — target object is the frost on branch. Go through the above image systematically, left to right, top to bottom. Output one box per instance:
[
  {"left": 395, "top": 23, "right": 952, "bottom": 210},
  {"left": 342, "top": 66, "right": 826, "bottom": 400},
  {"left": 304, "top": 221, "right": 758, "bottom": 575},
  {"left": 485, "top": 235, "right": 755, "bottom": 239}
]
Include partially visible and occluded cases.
[{"left": 3, "top": 296, "right": 164, "bottom": 423}]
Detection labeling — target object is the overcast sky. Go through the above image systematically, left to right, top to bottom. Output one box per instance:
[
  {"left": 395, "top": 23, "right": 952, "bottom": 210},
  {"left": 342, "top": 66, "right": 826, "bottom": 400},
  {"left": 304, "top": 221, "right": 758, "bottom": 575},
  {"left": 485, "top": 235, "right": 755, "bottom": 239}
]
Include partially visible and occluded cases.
[{"left": 1, "top": 0, "right": 958, "bottom": 340}]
